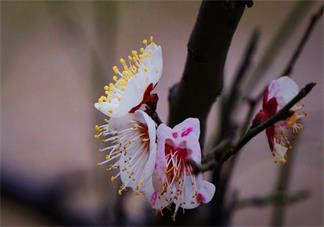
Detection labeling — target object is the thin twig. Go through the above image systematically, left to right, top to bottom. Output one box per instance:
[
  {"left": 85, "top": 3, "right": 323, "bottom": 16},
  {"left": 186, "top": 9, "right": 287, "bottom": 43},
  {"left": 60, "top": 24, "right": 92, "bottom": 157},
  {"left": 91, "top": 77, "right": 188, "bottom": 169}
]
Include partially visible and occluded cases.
[
  {"left": 282, "top": 5, "right": 323, "bottom": 76},
  {"left": 219, "top": 30, "right": 260, "bottom": 140},
  {"left": 270, "top": 140, "right": 299, "bottom": 227},
  {"left": 234, "top": 190, "right": 309, "bottom": 210}
]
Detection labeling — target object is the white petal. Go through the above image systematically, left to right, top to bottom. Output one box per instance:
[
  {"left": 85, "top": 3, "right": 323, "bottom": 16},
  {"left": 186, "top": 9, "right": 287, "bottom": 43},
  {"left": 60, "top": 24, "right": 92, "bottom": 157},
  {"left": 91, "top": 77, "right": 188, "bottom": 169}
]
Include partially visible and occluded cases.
[
  {"left": 143, "top": 44, "right": 163, "bottom": 85},
  {"left": 116, "top": 74, "right": 147, "bottom": 115},
  {"left": 268, "top": 76, "right": 299, "bottom": 109},
  {"left": 94, "top": 102, "right": 119, "bottom": 117},
  {"left": 119, "top": 110, "right": 158, "bottom": 192},
  {"left": 135, "top": 110, "right": 157, "bottom": 181},
  {"left": 108, "top": 114, "right": 133, "bottom": 131},
  {"left": 156, "top": 123, "right": 173, "bottom": 173},
  {"left": 273, "top": 142, "right": 288, "bottom": 164},
  {"left": 178, "top": 175, "right": 215, "bottom": 209},
  {"left": 180, "top": 176, "right": 200, "bottom": 209},
  {"left": 198, "top": 180, "right": 216, "bottom": 204}
]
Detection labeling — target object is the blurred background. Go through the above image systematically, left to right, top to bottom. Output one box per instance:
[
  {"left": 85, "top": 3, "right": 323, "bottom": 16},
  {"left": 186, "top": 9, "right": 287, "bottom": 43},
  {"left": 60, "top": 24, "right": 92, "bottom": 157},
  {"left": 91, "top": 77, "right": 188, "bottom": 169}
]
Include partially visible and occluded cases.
[{"left": 1, "top": 1, "right": 323, "bottom": 226}]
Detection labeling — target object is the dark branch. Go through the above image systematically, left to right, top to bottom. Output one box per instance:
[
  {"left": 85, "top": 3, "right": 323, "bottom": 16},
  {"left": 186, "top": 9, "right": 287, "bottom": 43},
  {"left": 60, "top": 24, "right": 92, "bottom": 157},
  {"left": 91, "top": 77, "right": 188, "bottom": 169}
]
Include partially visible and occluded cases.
[{"left": 168, "top": 0, "right": 249, "bottom": 144}]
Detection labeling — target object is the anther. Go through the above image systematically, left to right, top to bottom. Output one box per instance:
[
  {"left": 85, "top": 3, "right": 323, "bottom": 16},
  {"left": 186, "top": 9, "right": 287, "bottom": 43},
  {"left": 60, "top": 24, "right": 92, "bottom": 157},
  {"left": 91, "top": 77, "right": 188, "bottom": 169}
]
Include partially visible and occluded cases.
[{"left": 112, "top": 65, "right": 119, "bottom": 74}]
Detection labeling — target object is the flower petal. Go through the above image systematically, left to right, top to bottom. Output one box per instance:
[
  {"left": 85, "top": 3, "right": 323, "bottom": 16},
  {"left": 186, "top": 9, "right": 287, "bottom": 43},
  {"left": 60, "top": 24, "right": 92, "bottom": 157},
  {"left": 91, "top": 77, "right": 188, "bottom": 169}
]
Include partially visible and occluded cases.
[
  {"left": 268, "top": 76, "right": 299, "bottom": 109},
  {"left": 118, "top": 110, "right": 157, "bottom": 193},
  {"left": 173, "top": 118, "right": 201, "bottom": 163},
  {"left": 272, "top": 142, "right": 288, "bottom": 164},
  {"left": 198, "top": 180, "right": 216, "bottom": 204}
]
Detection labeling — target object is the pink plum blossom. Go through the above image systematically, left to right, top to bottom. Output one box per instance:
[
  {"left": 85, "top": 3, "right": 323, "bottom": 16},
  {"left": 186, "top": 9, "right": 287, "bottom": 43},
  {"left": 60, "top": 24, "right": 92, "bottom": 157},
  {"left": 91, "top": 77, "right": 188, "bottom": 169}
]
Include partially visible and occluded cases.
[
  {"left": 253, "top": 76, "right": 306, "bottom": 164},
  {"left": 145, "top": 118, "right": 215, "bottom": 220}
]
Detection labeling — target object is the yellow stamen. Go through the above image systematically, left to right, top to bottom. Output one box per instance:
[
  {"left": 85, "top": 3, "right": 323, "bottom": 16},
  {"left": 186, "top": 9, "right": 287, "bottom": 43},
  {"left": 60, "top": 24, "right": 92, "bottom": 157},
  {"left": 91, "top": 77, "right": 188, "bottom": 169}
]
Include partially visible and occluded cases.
[
  {"left": 120, "top": 58, "right": 126, "bottom": 65},
  {"left": 112, "top": 65, "right": 119, "bottom": 74}
]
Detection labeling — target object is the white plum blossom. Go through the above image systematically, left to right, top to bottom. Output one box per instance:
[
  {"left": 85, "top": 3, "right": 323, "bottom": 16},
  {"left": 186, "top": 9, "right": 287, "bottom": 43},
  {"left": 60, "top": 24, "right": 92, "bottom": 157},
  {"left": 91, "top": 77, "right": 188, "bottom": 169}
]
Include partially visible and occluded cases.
[
  {"left": 95, "top": 36, "right": 163, "bottom": 118},
  {"left": 253, "top": 76, "right": 306, "bottom": 164},
  {"left": 96, "top": 110, "right": 157, "bottom": 195},
  {"left": 145, "top": 118, "right": 215, "bottom": 220}
]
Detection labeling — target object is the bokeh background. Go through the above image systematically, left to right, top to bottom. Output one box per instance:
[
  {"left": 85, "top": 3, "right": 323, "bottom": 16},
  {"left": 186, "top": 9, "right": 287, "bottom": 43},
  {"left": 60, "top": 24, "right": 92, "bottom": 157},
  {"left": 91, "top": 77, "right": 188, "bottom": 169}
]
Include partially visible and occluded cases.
[{"left": 1, "top": 1, "right": 323, "bottom": 226}]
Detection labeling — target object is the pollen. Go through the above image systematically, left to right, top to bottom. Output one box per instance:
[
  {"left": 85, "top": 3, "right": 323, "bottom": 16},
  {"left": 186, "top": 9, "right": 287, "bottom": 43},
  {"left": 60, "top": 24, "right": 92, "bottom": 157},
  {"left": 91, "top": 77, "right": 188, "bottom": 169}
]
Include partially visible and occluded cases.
[
  {"left": 96, "top": 36, "right": 156, "bottom": 116},
  {"left": 120, "top": 58, "right": 126, "bottom": 65},
  {"left": 112, "top": 65, "right": 119, "bottom": 74},
  {"left": 287, "top": 112, "right": 298, "bottom": 128}
]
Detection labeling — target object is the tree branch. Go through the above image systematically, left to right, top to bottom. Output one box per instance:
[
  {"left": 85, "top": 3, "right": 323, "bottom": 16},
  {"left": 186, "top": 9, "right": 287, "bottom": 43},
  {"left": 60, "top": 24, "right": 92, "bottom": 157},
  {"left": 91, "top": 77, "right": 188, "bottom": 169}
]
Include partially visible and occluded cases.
[
  {"left": 168, "top": 0, "right": 251, "bottom": 144},
  {"left": 282, "top": 5, "right": 323, "bottom": 76},
  {"left": 234, "top": 190, "right": 309, "bottom": 210}
]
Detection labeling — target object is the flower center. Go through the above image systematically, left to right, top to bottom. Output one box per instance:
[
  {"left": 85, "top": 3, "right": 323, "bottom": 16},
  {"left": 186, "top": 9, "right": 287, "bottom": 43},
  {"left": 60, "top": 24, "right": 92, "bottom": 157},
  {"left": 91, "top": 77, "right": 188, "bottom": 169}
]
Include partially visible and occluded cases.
[
  {"left": 134, "top": 122, "right": 150, "bottom": 151},
  {"left": 164, "top": 140, "right": 191, "bottom": 184}
]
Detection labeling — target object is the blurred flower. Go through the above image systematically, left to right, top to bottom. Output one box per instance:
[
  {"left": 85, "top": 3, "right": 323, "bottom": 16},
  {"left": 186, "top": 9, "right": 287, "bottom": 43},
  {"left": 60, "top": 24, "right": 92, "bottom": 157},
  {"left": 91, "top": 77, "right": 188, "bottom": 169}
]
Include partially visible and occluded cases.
[
  {"left": 95, "top": 36, "right": 162, "bottom": 118},
  {"left": 253, "top": 76, "right": 306, "bottom": 164},
  {"left": 96, "top": 110, "right": 157, "bottom": 195},
  {"left": 145, "top": 118, "right": 215, "bottom": 220}
]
